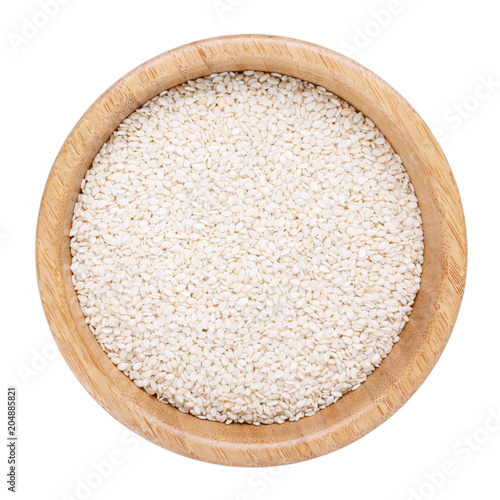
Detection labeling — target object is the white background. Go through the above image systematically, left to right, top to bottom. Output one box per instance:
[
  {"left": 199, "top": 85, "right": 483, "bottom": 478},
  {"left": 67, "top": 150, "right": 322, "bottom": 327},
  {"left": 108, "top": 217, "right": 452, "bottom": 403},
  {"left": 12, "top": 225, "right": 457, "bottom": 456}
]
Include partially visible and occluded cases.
[{"left": 2, "top": 1, "right": 499, "bottom": 499}]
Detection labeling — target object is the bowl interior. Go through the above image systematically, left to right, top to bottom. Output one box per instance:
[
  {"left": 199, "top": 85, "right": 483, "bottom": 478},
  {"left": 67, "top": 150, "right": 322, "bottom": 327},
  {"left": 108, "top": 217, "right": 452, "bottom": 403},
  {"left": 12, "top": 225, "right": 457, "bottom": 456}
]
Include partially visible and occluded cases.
[{"left": 36, "top": 35, "right": 466, "bottom": 466}]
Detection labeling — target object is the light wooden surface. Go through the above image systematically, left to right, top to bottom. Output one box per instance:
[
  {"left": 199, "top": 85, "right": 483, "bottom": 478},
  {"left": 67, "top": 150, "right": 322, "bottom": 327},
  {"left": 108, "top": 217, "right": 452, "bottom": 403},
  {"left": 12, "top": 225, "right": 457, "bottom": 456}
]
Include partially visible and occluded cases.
[{"left": 36, "top": 35, "right": 467, "bottom": 466}]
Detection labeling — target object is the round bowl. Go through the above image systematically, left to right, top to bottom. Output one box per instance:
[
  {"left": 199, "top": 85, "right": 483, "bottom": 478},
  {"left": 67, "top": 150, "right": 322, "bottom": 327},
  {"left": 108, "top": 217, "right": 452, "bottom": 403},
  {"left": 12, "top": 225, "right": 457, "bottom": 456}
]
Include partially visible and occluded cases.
[{"left": 36, "top": 34, "right": 467, "bottom": 466}]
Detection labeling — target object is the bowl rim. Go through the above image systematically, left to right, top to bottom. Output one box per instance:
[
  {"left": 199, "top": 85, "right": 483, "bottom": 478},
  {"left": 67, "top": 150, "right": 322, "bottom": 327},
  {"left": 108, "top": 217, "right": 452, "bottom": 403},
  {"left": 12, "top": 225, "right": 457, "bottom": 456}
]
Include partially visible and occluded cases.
[{"left": 36, "top": 34, "right": 467, "bottom": 466}]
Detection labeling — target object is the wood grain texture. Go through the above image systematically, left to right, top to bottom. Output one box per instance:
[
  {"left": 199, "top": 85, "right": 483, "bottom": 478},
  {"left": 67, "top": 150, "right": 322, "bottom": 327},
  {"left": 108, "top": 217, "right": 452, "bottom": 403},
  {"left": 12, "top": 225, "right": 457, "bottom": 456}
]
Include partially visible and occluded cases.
[{"left": 36, "top": 35, "right": 467, "bottom": 466}]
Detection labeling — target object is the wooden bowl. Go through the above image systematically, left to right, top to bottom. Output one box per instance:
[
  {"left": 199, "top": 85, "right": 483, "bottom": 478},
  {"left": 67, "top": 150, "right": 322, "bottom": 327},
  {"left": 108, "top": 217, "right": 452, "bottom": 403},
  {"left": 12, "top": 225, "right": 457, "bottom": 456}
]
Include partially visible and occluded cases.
[{"left": 36, "top": 35, "right": 467, "bottom": 466}]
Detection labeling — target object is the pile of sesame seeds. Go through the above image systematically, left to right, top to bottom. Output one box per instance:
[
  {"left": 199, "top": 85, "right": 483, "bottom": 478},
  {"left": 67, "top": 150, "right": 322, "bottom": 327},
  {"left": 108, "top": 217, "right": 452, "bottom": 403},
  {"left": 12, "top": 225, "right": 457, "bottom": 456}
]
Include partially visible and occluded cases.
[{"left": 70, "top": 71, "right": 424, "bottom": 424}]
